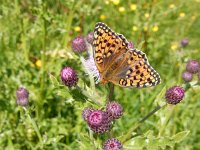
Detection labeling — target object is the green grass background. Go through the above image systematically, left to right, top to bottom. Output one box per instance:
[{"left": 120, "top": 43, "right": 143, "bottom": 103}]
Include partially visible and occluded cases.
[{"left": 0, "top": 0, "right": 200, "bottom": 149}]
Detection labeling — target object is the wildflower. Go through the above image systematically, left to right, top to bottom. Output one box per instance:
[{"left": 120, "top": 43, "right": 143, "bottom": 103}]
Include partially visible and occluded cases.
[
  {"left": 105, "top": 0, "right": 109, "bottom": 4},
  {"left": 111, "top": 0, "right": 120, "bottom": 5},
  {"left": 130, "top": 4, "right": 137, "bottom": 11},
  {"left": 169, "top": 4, "right": 175, "bottom": 9},
  {"left": 118, "top": 7, "right": 125, "bottom": 13},
  {"left": 179, "top": 12, "right": 185, "bottom": 18},
  {"left": 144, "top": 13, "right": 150, "bottom": 18},
  {"left": 100, "top": 15, "right": 106, "bottom": 21},
  {"left": 191, "top": 15, "right": 196, "bottom": 21},
  {"left": 152, "top": 25, "right": 159, "bottom": 32},
  {"left": 74, "top": 26, "right": 81, "bottom": 32},
  {"left": 132, "top": 26, "right": 138, "bottom": 32},
  {"left": 143, "top": 26, "right": 148, "bottom": 32},
  {"left": 86, "top": 32, "right": 94, "bottom": 44},
  {"left": 72, "top": 37, "right": 86, "bottom": 53},
  {"left": 180, "top": 38, "right": 189, "bottom": 47},
  {"left": 128, "top": 41, "right": 134, "bottom": 49},
  {"left": 171, "top": 42, "right": 178, "bottom": 50},
  {"left": 82, "top": 55, "right": 100, "bottom": 84},
  {"left": 35, "top": 59, "right": 42, "bottom": 68},
  {"left": 186, "top": 60, "right": 200, "bottom": 73},
  {"left": 60, "top": 67, "right": 78, "bottom": 87},
  {"left": 182, "top": 71, "right": 193, "bottom": 82},
  {"left": 165, "top": 86, "right": 185, "bottom": 105},
  {"left": 16, "top": 87, "right": 29, "bottom": 106},
  {"left": 106, "top": 101, "right": 123, "bottom": 119},
  {"left": 82, "top": 107, "right": 94, "bottom": 121},
  {"left": 87, "top": 110, "right": 112, "bottom": 133},
  {"left": 103, "top": 138, "right": 123, "bottom": 150}
]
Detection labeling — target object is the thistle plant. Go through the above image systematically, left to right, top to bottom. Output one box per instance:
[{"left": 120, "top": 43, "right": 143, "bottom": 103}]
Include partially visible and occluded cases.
[{"left": 55, "top": 30, "right": 199, "bottom": 149}]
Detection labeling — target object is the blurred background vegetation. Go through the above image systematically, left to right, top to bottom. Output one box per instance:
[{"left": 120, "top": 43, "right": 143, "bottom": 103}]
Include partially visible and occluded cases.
[{"left": 0, "top": 0, "right": 200, "bottom": 149}]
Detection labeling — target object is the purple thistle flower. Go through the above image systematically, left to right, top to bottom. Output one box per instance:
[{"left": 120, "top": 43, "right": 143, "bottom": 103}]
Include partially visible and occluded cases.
[
  {"left": 86, "top": 32, "right": 94, "bottom": 44},
  {"left": 72, "top": 37, "right": 86, "bottom": 53},
  {"left": 180, "top": 38, "right": 189, "bottom": 47},
  {"left": 128, "top": 41, "right": 134, "bottom": 49},
  {"left": 82, "top": 55, "right": 100, "bottom": 83},
  {"left": 186, "top": 60, "right": 200, "bottom": 74},
  {"left": 60, "top": 67, "right": 78, "bottom": 87},
  {"left": 182, "top": 71, "right": 193, "bottom": 82},
  {"left": 165, "top": 86, "right": 185, "bottom": 105},
  {"left": 16, "top": 87, "right": 29, "bottom": 106},
  {"left": 106, "top": 101, "right": 123, "bottom": 120},
  {"left": 82, "top": 107, "right": 94, "bottom": 121},
  {"left": 87, "top": 110, "right": 112, "bottom": 133},
  {"left": 89, "top": 123, "right": 112, "bottom": 134},
  {"left": 103, "top": 138, "right": 123, "bottom": 150}
]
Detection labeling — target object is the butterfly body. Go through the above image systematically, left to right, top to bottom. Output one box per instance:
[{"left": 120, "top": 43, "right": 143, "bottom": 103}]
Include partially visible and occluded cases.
[{"left": 93, "top": 22, "right": 161, "bottom": 88}]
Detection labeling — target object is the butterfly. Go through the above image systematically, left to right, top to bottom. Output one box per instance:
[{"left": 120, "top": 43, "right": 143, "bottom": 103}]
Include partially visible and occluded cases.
[{"left": 92, "top": 22, "right": 161, "bottom": 88}]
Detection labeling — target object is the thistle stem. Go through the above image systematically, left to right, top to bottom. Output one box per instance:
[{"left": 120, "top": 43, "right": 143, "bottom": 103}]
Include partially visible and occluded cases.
[
  {"left": 107, "top": 83, "right": 114, "bottom": 101},
  {"left": 76, "top": 86, "right": 103, "bottom": 106},
  {"left": 122, "top": 103, "right": 167, "bottom": 143},
  {"left": 23, "top": 107, "right": 43, "bottom": 147}
]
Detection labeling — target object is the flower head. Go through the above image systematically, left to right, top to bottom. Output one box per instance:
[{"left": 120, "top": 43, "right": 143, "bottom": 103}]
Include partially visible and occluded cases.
[
  {"left": 111, "top": 0, "right": 120, "bottom": 5},
  {"left": 130, "top": 4, "right": 137, "bottom": 11},
  {"left": 118, "top": 7, "right": 125, "bottom": 13},
  {"left": 179, "top": 12, "right": 185, "bottom": 18},
  {"left": 100, "top": 15, "right": 106, "bottom": 21},
  {"left": 152, "top": 25, "right": 159, "bottom": 32},
  {"left": 74, "top": 26, "right": 81, "bottom": 32},
  {"left": 132, "top": 26, "right": 138, "bottom": 32},
  {"left": 86, "top": 32, "right": 94, "bottom": 44},
  {"left": 72, "top": 37, "right": 86, "bottom": 53},
  {"left": 181, "top": 38, "right": 189, "bottom": 47},
  {"left": 128, "top": 41, "right": 134, "bottom": 49},
  {"left": 82, "top": 55, "right": 100, "bottom": 84},
  {"left": 35, "top": 59, "right": 42, "bottom": 68},
  {"left": 186, "top": 60, "right": 200, "bottom": 73},
  {"left": 60, "top": 67, "right": 78, "bottom": 87},
  {"left": 182, "top": 71, "right": 192, "bottom": 82},
  {"left": 165, "top": 86, "right": 185, "bottom": 105},
  {"left": 16, "top": 87, "right": 29, "bottom": 106},
  {"left": 106, "top": 101, "right": 123, "bottom": 119},
  {"left": 82, "top": 107, "right": 94, "bottom": 121},
  {"left": 87, "top": 110, "right": 112, "bottom": 133},
  {"left": 103, "top": 138, "right": 123, "bottom": 150}
]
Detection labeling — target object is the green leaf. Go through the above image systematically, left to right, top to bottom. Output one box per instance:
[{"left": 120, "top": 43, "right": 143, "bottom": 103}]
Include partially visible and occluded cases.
[{"left": 171, "top": 131, "right": 190, "bottom": 143}]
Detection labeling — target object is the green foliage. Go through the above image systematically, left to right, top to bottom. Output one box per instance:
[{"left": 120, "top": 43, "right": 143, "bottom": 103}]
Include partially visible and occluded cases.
[{"left": 0, "top": 0, "right": 200, "bottom": 149}]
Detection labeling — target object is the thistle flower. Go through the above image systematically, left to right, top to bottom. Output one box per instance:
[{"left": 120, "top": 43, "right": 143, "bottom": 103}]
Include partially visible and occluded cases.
[
  {"left": 86, "top": 32, "right": 94, "bottom": 44},
  {"left": 72, "top": 37, "right": 86, "bottom": 53},
  {"left": 181, "top": 38, "right": 189, "bottom": 47},
  {"left": 128, "top": 41, "right": 134, "bottom": 49},
  {"left": 82, "top": 55, "right": 100, "bottom": 84},
  {"left": 186, "top": 60, "right": 200, "bottom": 73},
  {"left": 60, "top": 67, "right": 78, "bottom": 87},
  {"left": 182, "top": 71, "right": 193, "bottom": 82},
  {"left": 165, "top": 86, "right": 185, "bottom": 105},
  {"left": 16, "top": 87, "right": 29, "bottom": 106},
  {"left": 106, "top": 101, "right": 123, "bottom": 119},
  {"left": 82, "top": 107, "right": 94, "bottom": 121},
  {"left": 87, "top": 110, "right": 112, "bottom": 133},
  {"left": 103, "top": 138, "right": 123, "bottom": 150}
]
